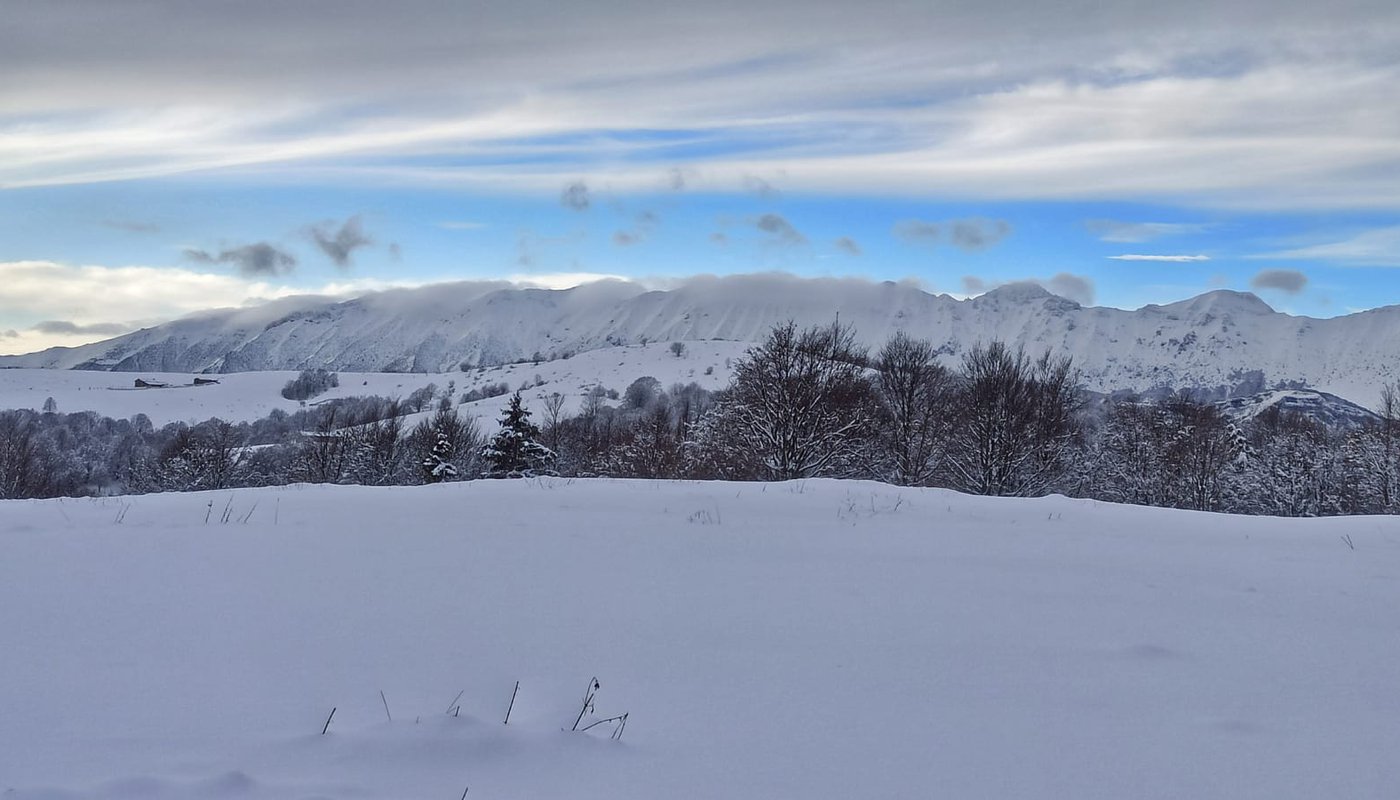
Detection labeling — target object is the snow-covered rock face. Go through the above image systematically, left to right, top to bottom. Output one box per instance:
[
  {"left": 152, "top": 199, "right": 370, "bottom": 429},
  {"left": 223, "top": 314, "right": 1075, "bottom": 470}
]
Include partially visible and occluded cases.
[{"left": 2, "top": 274, "right": 1398, "bottom": 407}]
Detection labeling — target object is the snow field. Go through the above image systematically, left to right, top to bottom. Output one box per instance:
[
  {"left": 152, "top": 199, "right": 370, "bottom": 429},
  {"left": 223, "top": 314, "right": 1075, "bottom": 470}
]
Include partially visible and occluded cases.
[
  {"left": 0, "top": 341, "right": 745, "bottom": 426},
  {"left": 2, "top": 479, "right": 1399, "bottom": 798}
]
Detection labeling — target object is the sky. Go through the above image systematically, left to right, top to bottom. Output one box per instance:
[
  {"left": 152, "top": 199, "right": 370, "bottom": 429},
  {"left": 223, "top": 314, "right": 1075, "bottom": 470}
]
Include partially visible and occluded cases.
[{"left": 2, "top": 0, "right": 1399, "bottom": 355}]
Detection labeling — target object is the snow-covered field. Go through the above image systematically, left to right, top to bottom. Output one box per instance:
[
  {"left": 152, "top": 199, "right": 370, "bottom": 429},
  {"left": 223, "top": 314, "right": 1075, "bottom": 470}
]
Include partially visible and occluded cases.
[
  {"left": 0, "top": 341, "right": 744, "bottom": 426},
  {"left": 3, "top": 479, "right": 1398, "bottom": 799}
]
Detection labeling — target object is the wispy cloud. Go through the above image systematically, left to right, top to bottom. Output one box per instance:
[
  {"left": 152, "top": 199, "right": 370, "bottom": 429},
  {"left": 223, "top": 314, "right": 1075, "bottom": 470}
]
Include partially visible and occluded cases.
[
  {"left": 100, "top": 219, "right": 161, "bottom": 234},
  {"left": 1085, "top": 219, "right": 1212, "bottom": 242},
  {"left": 1254, "top": 225, "right": 1400, "bottom": 267},
  {"left": 833, "top": 236, "right": 861, "bottom": 256},
  {"left": 1109, "top": 254, "right": 1211, "bottom": 262},
  {"left": 31, "top": 320, "right": 132, "bottom": 335}
]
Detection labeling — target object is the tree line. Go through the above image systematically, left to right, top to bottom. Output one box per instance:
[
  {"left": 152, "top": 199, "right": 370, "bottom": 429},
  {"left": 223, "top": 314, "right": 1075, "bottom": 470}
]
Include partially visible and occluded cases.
[{"left": 3, "top": 321, "right": 1399, "bottom": 516}]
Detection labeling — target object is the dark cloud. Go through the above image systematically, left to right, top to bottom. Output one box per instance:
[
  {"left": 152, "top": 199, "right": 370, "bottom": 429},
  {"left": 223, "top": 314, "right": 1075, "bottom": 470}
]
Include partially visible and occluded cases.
[
  {"left": 667, "top": 168, "right": 687, "bottom": 191},
  {"left": 742, "top": 175, "right": 779, "bottom": 198},
  {"left": 561, "top": 181, "right": 591, "bottom": 211},
  {"left": 612, "top": 210, "right": 658, "bottom": 246},
  {"left": 755, "top": 213, "right": 805, "bottom": 244},
  {"left": 308, "top": 215, "right": 373, "bottom": 268},
  {"left": 896, "top": 218, "right": 1011, "bottom": 250},
  {"left": 949, "top": 218, "right": 1012, "bottom": 251},
  {"left": 100, "top": 219, "right": 160, "bottom": 233},
  {"left": 894, "top": 220, "right": 941, "bottom": 242},
  {"left": 710, "top": 232, "right": 729, "bottom": 245},
  {"left": 834, "top": 236, "right": 861, "bottom": 256},
  {"left": 184, "top": 242, "right": 298, "bottom": 276},
  {"left": 1250, "top": 268, "right": 1308, "bottom": 294},
  {"left": 1044, "top": 272, "right": 1095, "bottom": 305},
  {"left": 961, "top": 275, "right": 988, "bottom": 294},
  {"left": 31, "top": 320, "right": 131, "bottom": 335},
  {"left": 1, "top": 329, "right": 18, "bottom": 338}
]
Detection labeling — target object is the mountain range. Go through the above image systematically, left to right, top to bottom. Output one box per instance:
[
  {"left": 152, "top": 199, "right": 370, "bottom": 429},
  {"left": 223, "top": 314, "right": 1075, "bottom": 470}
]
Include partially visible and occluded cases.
[{"left": 3, "top": 274, "right": 1396, "bottom": 408}]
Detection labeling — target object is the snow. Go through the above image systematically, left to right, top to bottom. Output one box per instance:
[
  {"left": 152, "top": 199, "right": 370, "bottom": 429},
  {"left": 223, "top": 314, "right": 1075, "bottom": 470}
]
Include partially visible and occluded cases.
[
  {"left": 4, "top": 273, "right": 1398, "bottom": 407},
  {"left": 0, "top": 341, "right": 744, "bottom": 425},
  {"left": 3, "top": 479, "right": 1399, "bottom": 799}
]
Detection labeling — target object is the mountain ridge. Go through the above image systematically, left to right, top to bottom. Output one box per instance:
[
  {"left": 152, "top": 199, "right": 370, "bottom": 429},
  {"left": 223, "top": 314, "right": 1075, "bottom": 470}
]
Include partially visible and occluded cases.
[{"left": 3, "top": 274, "right": 1396, "bottom": 407}]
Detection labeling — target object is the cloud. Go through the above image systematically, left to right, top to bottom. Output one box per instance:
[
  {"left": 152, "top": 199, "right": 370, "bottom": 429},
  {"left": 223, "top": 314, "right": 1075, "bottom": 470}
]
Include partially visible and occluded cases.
[
  {"left": 2, "top": 2, "right": 1399, "bottom": 213},
  {"left": 667, "top": 168, "right": 688, "bottom": 191},
  {"left": 742, "top": 175, "right": 779, "bottom": 198},
  {"left": 561, "top": 181, "right": 591, "bottom": 211},
  {"left": 612, "top": 210, "right": 659, "bottom": 247},
  {"left": 754, "top": 213, "right": 805, "bottom": 244},
  {"left": 308, "top": 215, "right": 373, "bottom": 268},
  {"left": 896, "top": 218, "right": 1011, "bottom": 250},
  {"left": 949, "top": 218, "right": 1012, "bottom": 251},
  {"left": 100, "top": 219, "right": 161, "bottom": 234},
  {"left": 894, "top": 220, "right": 941, "bottom": 242},
  {"left": 1084, "top": 220, "right": 1211, "bottom": 243},
  {"left": 1254, "top": 225, "right": 1400, "bottom": 266},
  {"left": 710, "top": 232, "right": 729, "bottom": 245},
  {"left": 834, "top": 237, "right": 861, "bottom": 256},
  {"left": 184, "top": 242, "right": 298, "bottom": 276},
  {"left": 1108, "top": 254, "right": 1211, "bottom": 262},
  {"left": 0, "top": 259, "right": 428, "bottom": 355},
  {"left": 1250, "top": 268, "right": 1309, "bottom": 294},
  {"left": 503, "top": 272, "right": 628, "bottom": 290},
  {"left": 957, "top": 272, "right": 1094, "bottom": 304},
  {"left": 1044, "top": 272, "right": 1095, "bottom": 305},
  {"left": 31, "top": 320, "right": 132, "bottom": 335},
  {"left": 2, "top": 329, "right": 18, "bottom": 338}
]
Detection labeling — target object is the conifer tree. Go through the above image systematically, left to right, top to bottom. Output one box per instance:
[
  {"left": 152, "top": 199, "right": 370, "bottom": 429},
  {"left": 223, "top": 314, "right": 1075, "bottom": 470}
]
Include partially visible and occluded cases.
[{"left": 481, "top": 392, "right": 556, "bottom": 477}]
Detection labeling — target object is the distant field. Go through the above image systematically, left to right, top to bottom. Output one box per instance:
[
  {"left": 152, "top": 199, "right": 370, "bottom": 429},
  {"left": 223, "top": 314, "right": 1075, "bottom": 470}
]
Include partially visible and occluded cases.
[{"left": 0, "top": 340, "right": 746, "bottom": 425}]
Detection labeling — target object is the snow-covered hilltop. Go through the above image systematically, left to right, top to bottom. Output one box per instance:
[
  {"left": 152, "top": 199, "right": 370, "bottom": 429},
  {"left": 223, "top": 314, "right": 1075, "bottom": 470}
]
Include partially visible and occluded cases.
[{"left": 4, "top": 274, "right": 1398, "bottom": 406}]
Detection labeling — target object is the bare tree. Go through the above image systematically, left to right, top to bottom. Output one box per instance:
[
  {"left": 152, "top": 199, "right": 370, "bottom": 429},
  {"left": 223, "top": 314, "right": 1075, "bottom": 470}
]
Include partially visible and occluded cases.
[
  {"left": 726, "top": 320, "right": 876, "bottom": 480},
  {"left": 874, "top": 331, "right": 953, "bottom": 486},
  {"left": 946, "top": 341, "right": 1082, "bottom": 496}
]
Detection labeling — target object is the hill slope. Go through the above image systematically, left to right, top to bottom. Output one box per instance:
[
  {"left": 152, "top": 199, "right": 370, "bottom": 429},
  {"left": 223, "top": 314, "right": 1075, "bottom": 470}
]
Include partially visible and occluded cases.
[{"left": 4, "top": 274, "right": 1398, "bottom": 406}]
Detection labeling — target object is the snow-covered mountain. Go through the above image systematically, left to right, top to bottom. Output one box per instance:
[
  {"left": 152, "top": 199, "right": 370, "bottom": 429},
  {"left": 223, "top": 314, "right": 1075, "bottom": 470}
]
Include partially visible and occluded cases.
[
  {"left": 3, "top": 274, "right": 1397, "bottom": 407},
  {"left": 1217, "top": 389, "right": 1382, "bottom": 430}
]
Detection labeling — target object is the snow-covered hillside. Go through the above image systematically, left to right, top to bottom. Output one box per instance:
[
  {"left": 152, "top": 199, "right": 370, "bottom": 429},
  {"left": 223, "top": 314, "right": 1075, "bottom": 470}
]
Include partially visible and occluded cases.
[
  {"left": 4, "top": 274, "right": 1398, "bottom": 407},
  {"left": 0, "top": 341, "right": 744, "bottom": 425},
  {"left": 1218, "top": 389, "right": 1382, "bottom": 429},
  {"left": 2, "top": 479, "right": 1398, "bottom": 799}
]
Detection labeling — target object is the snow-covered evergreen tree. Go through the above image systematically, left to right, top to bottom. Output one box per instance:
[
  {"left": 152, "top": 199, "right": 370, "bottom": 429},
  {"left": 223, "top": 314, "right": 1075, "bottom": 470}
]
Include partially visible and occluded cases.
[
  {"left": 481, "top": 392, "right": 556, "bottom": 477},
  {"left": 421, "top": 431, "right": 459, "bottom": 482}
]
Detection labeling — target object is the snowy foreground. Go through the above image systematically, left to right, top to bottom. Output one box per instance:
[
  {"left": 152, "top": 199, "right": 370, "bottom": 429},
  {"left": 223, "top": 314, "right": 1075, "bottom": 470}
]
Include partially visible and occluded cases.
[{"left": 2, "top": 480, "right": 1399, "bottom": 799}]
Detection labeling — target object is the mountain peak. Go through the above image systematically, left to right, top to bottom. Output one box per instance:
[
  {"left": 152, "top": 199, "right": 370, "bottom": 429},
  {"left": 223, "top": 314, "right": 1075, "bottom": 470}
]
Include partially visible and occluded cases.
[
  {"left": 977, "top": 282, "right": 1054, "bottom": 303},
  {"left": 1161, "top": 289, "right": 1274, "bottom": 317}
]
